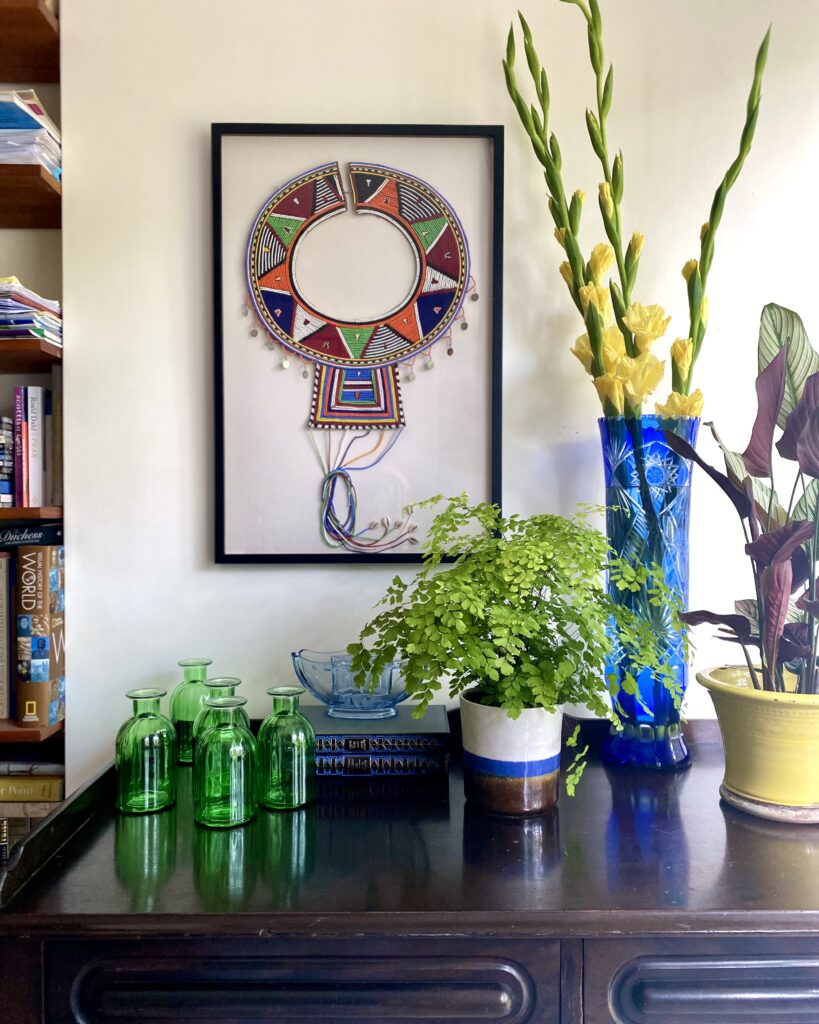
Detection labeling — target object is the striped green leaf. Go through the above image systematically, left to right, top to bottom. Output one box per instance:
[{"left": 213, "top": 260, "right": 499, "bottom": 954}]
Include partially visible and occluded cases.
[
  {"left": 758, "top": 303, "right": 819, "bottom": 428},
  {"left": 705, "top": 422, "right": 787, "bottom": 528}
]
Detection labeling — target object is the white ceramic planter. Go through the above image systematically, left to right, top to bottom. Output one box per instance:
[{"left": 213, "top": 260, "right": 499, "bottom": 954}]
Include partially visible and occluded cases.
[{"left": 459, "top": 691, "right": 563, "bottom": 815}]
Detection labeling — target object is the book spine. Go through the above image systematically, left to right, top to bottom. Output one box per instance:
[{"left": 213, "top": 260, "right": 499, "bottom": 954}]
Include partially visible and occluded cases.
[
  {"left": 51, "top": 366, "right": 62, "bottom": 506},
  {"left": 13, "top": 387, "right": 23, "bottom": 507},
  {"left": 26, "top": 387, "right": 43, "bottom": 507},
  {"left": 21, "top": 389, "right": 29, "bottom": 507},
  {"left": 44, "top": 389, "right": 52, "bottom": 507},
  {"left": 0, "top": 524, "right": 63, "bottom": 548},
  {"left": 15, "top": 544, "right": 65, "bottom": 728},
  {"left": 0, "top": 555, "right": 9, "bottom": 719},
  {"left": 314, "top": 734, "right": 449, "bottom": 754},
  {"left": 315, "top": 753, "right": 449, "bottom": 777},
  {"left": 0, "top": 762, "right": 64, "bottom": 775},
  {"left": 0, "top": 776, "right": 62, "bottom": 800},
  {"left": 0, "top": 819, "right": 7, "bottom": 863}
]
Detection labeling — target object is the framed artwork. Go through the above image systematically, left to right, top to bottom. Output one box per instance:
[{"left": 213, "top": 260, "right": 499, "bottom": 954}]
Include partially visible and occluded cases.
[{"left": 213, "top": 124, "right": 503, "bottom": 563}]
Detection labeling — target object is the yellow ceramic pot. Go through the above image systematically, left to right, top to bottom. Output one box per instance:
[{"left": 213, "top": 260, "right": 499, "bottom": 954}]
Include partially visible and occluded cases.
[{"left": 698, "top": 666, "right": 819, "bottom": 823}]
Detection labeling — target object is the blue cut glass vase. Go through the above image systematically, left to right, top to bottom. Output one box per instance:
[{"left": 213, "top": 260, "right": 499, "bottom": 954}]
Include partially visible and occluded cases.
[{"left": 599, "top": 415, "right": 700, "bottom": 770}]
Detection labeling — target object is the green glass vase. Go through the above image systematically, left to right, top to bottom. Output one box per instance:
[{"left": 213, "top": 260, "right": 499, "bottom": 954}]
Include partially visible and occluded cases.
[
  {"left": 169, "top": 657, "right": 213, "bottom": 764},
  {"left": 192, "top": 677, "right": 248, "bottom": 754},
  {"left": 258, "top": 686, "right": 316, "bottom": 811},
  {"left": 115, "top": 688, "right": 177, "bottom": 815},
  {"left": 193, "top": 696, "right": 257, "bottom": 828}
]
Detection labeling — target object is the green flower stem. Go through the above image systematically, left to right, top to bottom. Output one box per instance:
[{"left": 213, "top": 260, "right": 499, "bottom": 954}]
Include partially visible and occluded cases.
[{"left": 683, "top": 26, "right": 771, "bottom": 394}]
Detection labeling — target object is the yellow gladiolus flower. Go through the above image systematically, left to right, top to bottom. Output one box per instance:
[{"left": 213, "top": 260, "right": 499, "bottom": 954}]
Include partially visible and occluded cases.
[
  {"left": 598, "top": 181, "right": 614, "bottom": 218},
  {"left": 554, "top": 227, "right": 567, "bottom": 248},
  {"left": 628, "top": 232, "right": 645, "bottom": 259},
  {"left": 589, "top": 243, "right": 615, "bottom": 283},
  {"left": 682, "top": 259, "right": 698, "bottom": 282},
  {"left": 559, "top": 261, "right": 574, "bottom": 288},
  {"left": 579, "top": 283, "right": 614, "bottom": 325},
  {"left": 622, "top": 303, "right": 671, "bottom": 353},
  {"left": 571, "top": 333, "right": 593, "bottom": 374},
  {"left": 670, "top": 338, "right": 694, "bottom": 381},
  {"left": 615, "top": 352, "right": 665, "bottom": 406},
  {"left": 594, "top": 373, "right": 625, "bottom": 416},
  {"left": 655, "top": 390, "right": 704, "bottom": 418}
]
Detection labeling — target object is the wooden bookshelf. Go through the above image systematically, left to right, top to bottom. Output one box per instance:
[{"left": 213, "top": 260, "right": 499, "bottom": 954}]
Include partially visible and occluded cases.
[
  {"left": 0, "top": 0, "right": 59, "bottom": 82},
  {"left": 0, "top": 165, "right": 60, "bottom": 228},
  {"left": 0, "top": 338, "right": 61, "bottom": 373},
  {"left": 0, "top": 506, "right": 61, "bottom": 521},
  {"left": 0, "top": 719, "right": 62, "bottom": 742}
]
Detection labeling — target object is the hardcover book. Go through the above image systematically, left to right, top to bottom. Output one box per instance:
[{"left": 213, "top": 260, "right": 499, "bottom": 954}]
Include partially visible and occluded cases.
[
  {"left": 15, "top": 544, "right": 65, "bottom": 728},
  {"left": 0, "top": 552, "right": 10, "bottom": 719},
  {"left": 303, "top": 704, "right": 450, "bottom": 755},
  {"left": 315, "top": 753, "right": 448, "bottom": 777},
  {"left": 0, "top": 775, "right": 62, "bottom": 801}
]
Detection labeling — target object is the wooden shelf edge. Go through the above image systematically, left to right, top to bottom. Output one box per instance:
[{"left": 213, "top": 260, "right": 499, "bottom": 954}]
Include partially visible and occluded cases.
[
  {"left": 0, "top": 0, "right": 60, "bottom": 83},
  {"left": 0, "top": 165, "right": 61, "bottom": 229},
  {"left": 0, "top": 337, "right": 62, "bottom": 373},
  {"left": 0, "top": 507, "right": 62, "bottom": 521},
  {"left": 0, "top": 719, "right": 63, "bottom": 742}
]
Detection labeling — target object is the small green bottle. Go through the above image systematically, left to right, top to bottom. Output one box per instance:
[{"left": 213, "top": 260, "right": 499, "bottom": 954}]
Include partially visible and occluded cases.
[
  {"left": 169, "top": 657, "right": 213, "bottom": 764},
  {"left": 192, "top": 678, "right": 248, "bottom": 755},
  {"left": 258, "top": 686, "right": 316, "bottom": 810},
  {"left": 115, "top": 688, "right": 176, "bottom": 815},
  {"left": 193, "top": 696, "right": 257, "bottom": 828}
]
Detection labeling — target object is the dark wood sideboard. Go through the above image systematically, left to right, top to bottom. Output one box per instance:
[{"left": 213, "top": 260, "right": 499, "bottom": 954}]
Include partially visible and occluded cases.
[{"left": 2, "top": 721, "right": 819, "bottom": 1023}]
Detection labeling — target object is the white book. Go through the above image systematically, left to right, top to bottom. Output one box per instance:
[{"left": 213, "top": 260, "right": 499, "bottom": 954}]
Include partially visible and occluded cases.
[
  {"left": 50, "top": 366, "right": 62, "bottom": 505},
  {"left": 26, "top": 387, "right": 44, "bottom": 507}
]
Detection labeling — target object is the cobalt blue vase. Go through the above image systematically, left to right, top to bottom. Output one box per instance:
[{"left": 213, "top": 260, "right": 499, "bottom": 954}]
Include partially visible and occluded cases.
[{"left": 599, "top": 415, "right": 700, "bottom": 770}]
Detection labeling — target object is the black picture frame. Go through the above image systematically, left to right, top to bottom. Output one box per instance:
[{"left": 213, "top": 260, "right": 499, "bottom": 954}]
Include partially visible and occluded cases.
[{"left": 212, "top": 123, "right": 504, "bottom": 564}]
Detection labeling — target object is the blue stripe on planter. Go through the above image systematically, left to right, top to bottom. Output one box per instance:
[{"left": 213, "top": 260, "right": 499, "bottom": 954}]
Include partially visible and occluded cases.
[{"left": 462, "top": 750, "right": 561, "bottom": 778}]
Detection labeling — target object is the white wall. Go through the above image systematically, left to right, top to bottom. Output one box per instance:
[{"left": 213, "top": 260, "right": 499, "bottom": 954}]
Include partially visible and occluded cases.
[{"left": 60, "top": 0, "right": 819, "bottom": 791}]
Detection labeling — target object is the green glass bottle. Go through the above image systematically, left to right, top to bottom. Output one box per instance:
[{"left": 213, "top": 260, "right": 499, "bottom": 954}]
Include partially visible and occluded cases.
[
  {"left": 169, "top": 657, "right": 213, "bottom": 764},
  {"left": 192, "top": 678, "right": 248, "bottom": 753},
  {"left": 258, "top": 686, "right": 316, "bottom": 810},
  {"left": 115, "top": 688, "right": 176, "bottom": 815},
  {"left": 193, "top": 696, "right": 257, "bottom": 828}
]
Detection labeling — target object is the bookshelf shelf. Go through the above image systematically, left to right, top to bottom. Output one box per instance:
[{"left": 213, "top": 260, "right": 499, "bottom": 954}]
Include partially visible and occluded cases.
[
  {"left": 0, "top": 0, "right": 59, "bottom": 82},
  {"left": 0, "top": 165, "right": 61, "bottom": 229},
  {"left": 0, "top": 338, "right": 61, "bottom": 373},
  {"left": 0, "top": 507, "right": 61, "bottom": 521},
  {"left": 0, "top": 719, "right": 62, "bottom": 742}
]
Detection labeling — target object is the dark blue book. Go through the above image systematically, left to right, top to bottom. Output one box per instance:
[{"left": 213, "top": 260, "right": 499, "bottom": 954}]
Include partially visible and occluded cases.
[
  {"left": 303, "top": 704, "right": 449, "bottom": 755},
  {"left": 315, "top": 752, "right": 448, "bottom": 777}
]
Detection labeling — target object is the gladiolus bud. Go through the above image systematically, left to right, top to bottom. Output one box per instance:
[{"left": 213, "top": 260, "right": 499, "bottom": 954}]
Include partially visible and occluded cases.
[
  {"left": 598, "top": 182, "right": 614, "bottom": 218},
  {"left": 573, "top": 188, "right": 586, "bottom": 206},
  {"left": 700, "top": 221, "right": 709, "bottom": 243},
  {"left": 554, "top": 227, "right": 567, "bottom": 248},
  {"left": 628, "top": 232, "right": 645, "bottom": 260},
  {"left": 589, "top": 243, "right": 615, "bottom": 283},
  {"left": 682, "top": 259, "right": 698, "bottom": 282},
  {"left": 559, "top": 261, "right": 574, "bottom": 288},
  {"left": 701, "top": 296, "right": 709, "bottom": 326},
  {"left": 670, "top": 338, "right": 694, "bottom": 381},
  {"left": 594, "top": 373, "right": 625, "bottom": 417},
  {"left": 656, "top": 390, "right": 704, "bottom": 418}
]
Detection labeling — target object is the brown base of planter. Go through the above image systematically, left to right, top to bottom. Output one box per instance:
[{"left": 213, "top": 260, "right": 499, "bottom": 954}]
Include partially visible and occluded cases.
[{"left": 463, "top": 766, "right": 559, "bottom": 816}]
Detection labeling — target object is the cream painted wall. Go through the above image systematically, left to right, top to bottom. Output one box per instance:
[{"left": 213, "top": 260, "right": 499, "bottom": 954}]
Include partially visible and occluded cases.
[{"left": 60, "top": 0, "right": 819, "bottom": 791}]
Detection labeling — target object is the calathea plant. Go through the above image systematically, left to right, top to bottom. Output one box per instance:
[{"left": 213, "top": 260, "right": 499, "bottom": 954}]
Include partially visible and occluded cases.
[{"left": 666, "top": 304, "right": 819, "bottom": 692}]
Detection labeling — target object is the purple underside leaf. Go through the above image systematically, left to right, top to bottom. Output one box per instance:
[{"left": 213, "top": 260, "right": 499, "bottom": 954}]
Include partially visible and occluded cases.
[
  {"left": 742, "top": 347, "right": 787, "bottom": 477},
  {"left": 778, "top": 371, "right": 819, "bottom": 460},
  {"left": 797, "top": 406, "right": 819, "bottom": 478},
  {"left": 663, "top": 431, "right": 752, "bottom": 520},
  {"left": 744, "top": 519, "right": 814, "bottom": 566},
  {"left": 792, "top": 545, "right": 812, "bottom": 592},
  {"left": 761, "top": 560, "right": 793, "bottom": 674},
  {"left": 796, "top": 591, "right": 819, "bottom": 615},
  {"left": 680, "top": 610, "right": 752, "bottom": 639},
  {"left": 783, "top": 621, "right": 810, "bottom": 646}
]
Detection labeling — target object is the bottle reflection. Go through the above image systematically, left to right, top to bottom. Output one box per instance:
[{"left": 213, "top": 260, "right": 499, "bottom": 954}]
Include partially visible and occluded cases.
[
  {"left": 604, "top": 767, "right": 689, "bottom": 907},
  {"left": 463, "top": 804, "right": 561, "bottom": 881},
  {"left": 115, "top": 807, "right": 177, "bottom": 912},
  {"left": 259, "top": 807, "right": 316, "bottom": 906},
  {"left": 193, "top": 823, "right": 258, "bottom": 911}
]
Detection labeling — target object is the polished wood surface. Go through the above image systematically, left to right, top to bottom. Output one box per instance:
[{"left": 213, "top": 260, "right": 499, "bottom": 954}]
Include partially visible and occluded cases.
[
  {"left": 0, "top": 0, "right": 59, "bottom": 82},
  {"left": 0, "top": 165, "right": 60, "bottom": 228},
  {"left": 0, "top": 337, "right": 61, "bottom": 373},
  {"left": 4, "top": 720, "right": 819, "bottom": 1023},
  {"left": 3, "top": 721, "right": 819, "bottom": 933}
]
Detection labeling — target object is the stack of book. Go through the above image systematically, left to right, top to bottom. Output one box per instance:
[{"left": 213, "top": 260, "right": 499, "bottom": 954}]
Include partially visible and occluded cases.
[
  {"left": 0, "top": 90, "right": 61, "bottom": 181},
  {"left": 0, "top": 278, "right": 62, "bottom": 348},
  {"left": 13, "top": 376, "right": 63, "bottom": 508},
  {"left": 303, "top": 704, "right": 450, "bottom": 778}
]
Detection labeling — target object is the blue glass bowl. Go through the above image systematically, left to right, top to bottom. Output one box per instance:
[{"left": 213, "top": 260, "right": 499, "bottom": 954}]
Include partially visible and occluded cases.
[{"left": 291, "top": 649, "right": 409, "bottom": 719}]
